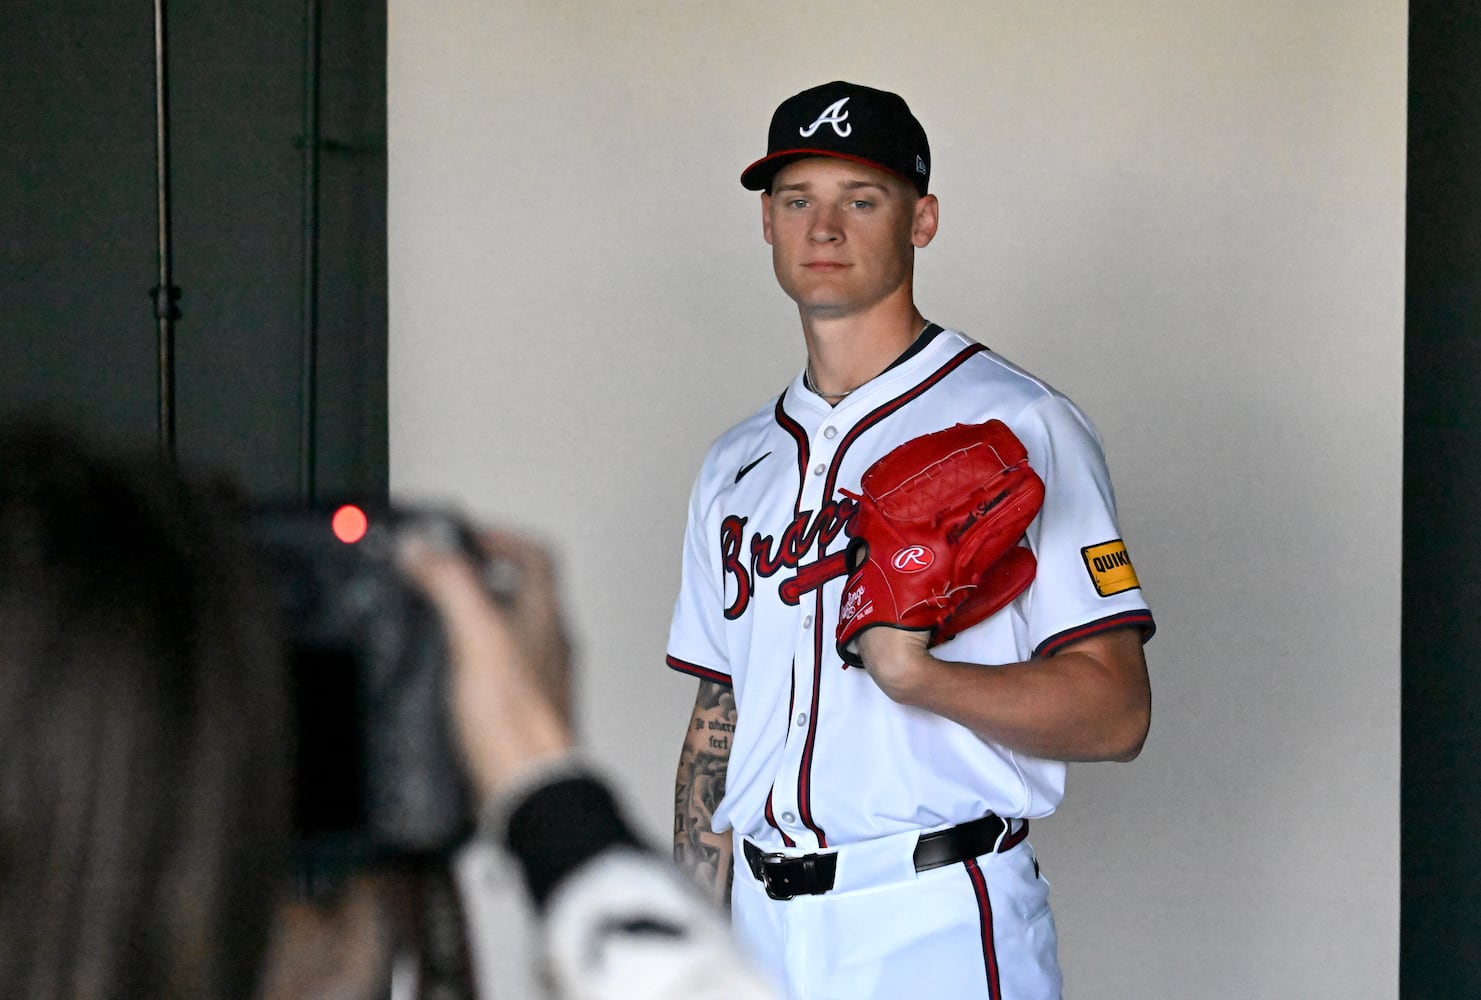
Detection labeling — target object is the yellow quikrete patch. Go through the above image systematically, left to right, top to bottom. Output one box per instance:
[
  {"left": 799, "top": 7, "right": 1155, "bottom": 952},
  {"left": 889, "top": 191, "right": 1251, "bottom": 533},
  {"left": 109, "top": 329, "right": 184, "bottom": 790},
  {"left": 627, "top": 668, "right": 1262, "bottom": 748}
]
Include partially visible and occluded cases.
[{"left": 1081, "top": 539, "right": 1140, "bottom": 597}]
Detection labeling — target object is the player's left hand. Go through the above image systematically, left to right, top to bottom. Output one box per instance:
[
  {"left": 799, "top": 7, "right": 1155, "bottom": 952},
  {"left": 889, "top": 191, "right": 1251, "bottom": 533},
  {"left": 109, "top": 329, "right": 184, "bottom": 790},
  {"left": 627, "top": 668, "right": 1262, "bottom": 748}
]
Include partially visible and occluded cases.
[
  {"left": 835, "top": 420, "right": 1043, "bottom": 667},
  {"left": 853, "top": 626, "right": 935, "bottom": 703}
]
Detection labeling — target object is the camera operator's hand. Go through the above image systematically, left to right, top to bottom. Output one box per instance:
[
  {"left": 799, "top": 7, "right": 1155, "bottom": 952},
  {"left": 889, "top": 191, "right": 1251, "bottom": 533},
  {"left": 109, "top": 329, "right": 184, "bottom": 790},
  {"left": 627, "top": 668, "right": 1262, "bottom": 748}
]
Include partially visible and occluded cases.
[
  {"left": 403, "top": 526, "right": 782, "bottom": 1000},
  {"left": 401, "top": 528, "right": 574, "bottom": 800}
]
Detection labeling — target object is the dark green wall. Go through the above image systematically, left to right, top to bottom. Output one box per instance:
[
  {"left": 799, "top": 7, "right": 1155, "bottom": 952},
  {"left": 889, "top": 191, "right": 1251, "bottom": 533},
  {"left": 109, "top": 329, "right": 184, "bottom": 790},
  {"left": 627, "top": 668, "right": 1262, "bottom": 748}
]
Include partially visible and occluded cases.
[
  {"left": 0, "top": 0, "right": 386, "bottom": 503},
  {"left": 1404, "top": 2, "right": 1481, "bottom": 994}
]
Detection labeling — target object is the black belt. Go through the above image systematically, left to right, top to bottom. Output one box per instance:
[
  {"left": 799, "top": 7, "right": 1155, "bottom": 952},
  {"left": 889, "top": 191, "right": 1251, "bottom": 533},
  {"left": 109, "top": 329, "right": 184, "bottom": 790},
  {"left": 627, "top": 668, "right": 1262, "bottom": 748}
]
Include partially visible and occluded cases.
[{"left": 743, "top": 815, "right": 1028, "bottom": 901}]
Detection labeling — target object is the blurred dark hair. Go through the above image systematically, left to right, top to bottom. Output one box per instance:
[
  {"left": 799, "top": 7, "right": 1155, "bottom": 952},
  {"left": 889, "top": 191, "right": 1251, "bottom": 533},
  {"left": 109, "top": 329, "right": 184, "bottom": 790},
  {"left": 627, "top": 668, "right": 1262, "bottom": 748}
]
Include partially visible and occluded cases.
[{"left": 0, "top": 420, "right": 291, "bottom": 999}]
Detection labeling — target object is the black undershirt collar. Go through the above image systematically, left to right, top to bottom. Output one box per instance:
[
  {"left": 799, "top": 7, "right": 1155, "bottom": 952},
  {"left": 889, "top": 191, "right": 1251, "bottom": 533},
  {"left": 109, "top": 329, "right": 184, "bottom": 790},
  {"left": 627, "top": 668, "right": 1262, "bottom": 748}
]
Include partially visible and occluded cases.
[{"left": 882, "top": 321, "right": 945, "bottom": 375}]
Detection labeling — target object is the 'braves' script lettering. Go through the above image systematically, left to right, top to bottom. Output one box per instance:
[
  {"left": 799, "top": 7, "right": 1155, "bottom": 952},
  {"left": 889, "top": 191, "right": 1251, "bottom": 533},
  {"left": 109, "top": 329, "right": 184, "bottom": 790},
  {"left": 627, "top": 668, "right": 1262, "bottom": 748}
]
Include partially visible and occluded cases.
[{"left": 721, "top": 498, "right": 857, "bottom": 619}]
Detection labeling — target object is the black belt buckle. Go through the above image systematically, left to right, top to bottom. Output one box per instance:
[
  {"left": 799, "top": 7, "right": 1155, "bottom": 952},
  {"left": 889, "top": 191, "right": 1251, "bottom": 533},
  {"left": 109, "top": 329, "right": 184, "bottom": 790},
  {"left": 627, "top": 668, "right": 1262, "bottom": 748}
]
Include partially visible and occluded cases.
[
  {"left": 753, "top": 849, "right": 836, "bottom": 900},
  {"left": 759, "top": 851, "right": 798, "bottom": 900}
]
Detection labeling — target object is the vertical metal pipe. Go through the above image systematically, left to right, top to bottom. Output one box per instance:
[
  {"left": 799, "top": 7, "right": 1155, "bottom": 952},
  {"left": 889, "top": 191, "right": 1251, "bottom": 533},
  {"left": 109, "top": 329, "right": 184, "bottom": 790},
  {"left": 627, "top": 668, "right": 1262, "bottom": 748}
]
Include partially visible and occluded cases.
[
  {"left": 152, "top": 0, "right": 179, "bottom": 462},
  {"left": 299, "top": 0, "right": 322, "bottom": 504}
]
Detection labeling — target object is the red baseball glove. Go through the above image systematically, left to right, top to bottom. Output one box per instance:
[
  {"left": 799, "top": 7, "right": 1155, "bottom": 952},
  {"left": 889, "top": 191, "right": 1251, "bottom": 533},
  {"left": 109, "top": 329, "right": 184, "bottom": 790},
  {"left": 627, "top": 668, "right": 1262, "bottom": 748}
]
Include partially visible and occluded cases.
[{"left": 836, "top": 420, "right": 1044, "bottom": 667}]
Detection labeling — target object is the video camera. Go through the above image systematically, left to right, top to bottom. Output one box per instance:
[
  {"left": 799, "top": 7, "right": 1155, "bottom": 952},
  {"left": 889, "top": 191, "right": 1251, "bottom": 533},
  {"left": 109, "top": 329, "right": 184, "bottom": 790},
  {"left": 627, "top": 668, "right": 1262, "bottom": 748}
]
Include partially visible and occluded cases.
[{"left": 250, "top": 503, "right": 509, "bottom": 877}]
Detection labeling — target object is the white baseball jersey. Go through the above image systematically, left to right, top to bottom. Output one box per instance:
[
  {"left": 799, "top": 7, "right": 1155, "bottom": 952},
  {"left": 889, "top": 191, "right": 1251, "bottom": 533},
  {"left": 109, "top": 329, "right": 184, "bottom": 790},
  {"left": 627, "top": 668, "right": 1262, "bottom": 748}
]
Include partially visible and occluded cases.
[{"left": 665, "top": 325, "right": 1154, "bottom": 851}]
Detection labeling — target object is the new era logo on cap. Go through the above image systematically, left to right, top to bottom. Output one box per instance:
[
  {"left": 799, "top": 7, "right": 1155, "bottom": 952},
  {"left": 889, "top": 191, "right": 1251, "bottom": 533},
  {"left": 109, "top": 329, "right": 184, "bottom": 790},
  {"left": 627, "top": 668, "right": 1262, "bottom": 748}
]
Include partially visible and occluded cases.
[{"left": 740, "top": 81, "right": 931, "bottom": 196}]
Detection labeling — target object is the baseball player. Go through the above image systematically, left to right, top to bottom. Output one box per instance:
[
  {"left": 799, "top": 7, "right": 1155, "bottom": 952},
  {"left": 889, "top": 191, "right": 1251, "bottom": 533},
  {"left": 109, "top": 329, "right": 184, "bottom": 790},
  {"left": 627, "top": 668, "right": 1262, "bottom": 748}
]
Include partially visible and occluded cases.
[{"left": 668, "top": 81, "right": 1155, "bottom": 1000}]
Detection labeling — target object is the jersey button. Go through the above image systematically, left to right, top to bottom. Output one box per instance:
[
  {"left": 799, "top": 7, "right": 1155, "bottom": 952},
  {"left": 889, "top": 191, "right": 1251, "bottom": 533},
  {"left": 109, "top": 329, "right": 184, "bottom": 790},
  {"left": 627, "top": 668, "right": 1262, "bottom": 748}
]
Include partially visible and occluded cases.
[
  {"left": 823, "top": 426, "right": 838, "bottom": 440},
  {"left": 812, "top": 463, "right": 826, "bottom": 476},
  {"left": 803, "top": 615, "right": 813, "bottom": 629},
  {"left": 796, "top": 713, "right": 808, "bottom": 727},
  {"left": 781, "top": 812, "right": 796, "bottom": 824}
]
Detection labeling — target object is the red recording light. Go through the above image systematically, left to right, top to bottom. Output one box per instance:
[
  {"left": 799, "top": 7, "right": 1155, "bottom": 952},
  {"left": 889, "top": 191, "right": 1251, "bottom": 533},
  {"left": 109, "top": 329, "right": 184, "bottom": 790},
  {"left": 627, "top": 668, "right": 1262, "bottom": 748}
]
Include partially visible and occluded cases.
[{"left": 331, "top": 504, "right": 369, "bottom": 544}]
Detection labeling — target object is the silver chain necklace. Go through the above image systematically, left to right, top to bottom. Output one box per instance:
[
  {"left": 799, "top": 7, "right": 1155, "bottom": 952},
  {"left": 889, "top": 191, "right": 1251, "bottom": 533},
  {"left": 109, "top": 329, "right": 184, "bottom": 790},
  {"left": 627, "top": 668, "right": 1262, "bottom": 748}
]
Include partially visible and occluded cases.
[{"left": 803, "top": 364, "right": 854, "bottom": 400}]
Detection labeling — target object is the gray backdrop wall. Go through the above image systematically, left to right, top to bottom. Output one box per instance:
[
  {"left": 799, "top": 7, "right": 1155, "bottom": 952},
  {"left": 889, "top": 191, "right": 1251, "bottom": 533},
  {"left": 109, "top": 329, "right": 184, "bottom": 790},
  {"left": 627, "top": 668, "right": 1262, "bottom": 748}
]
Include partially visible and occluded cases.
[{"left": 388, "top": 3, "right": 1404, "bottom": 998}]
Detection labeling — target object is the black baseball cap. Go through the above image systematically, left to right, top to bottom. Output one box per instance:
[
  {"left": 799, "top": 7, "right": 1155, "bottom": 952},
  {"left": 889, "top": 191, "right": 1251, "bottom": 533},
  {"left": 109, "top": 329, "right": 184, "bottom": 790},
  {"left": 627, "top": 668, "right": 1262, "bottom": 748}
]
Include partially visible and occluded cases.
[{"left": 740, "top": 81, "right": 931, "bottom": 196}]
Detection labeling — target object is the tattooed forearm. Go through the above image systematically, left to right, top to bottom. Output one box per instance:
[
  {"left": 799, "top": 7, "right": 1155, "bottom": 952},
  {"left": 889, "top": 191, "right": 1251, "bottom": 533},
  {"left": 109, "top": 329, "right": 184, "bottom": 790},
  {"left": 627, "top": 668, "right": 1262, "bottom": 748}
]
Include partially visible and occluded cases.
[
  {"left": 674, "top": 679, "right": 737, "bottom": 905},
  {"left": 674, "top": 750, "right": 726, "bottom": 878}
]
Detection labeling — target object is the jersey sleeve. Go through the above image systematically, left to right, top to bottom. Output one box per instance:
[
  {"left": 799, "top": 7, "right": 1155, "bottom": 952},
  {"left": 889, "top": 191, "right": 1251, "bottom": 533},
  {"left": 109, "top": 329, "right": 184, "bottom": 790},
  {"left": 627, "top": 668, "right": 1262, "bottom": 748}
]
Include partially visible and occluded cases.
[
  {"left": 1011, "top": 395, "right": 1155, "bottom": 656},
  {"left": 664, "top": 469, "right": 732, "bottom": 684}
]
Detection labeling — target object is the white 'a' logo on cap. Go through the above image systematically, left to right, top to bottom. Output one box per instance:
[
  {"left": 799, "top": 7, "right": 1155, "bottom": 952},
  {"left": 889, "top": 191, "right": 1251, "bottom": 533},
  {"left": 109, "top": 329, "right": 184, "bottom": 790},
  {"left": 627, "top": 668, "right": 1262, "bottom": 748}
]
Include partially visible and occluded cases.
[{"left": 799, "top": 97, "right": 852, "bottom": 138}]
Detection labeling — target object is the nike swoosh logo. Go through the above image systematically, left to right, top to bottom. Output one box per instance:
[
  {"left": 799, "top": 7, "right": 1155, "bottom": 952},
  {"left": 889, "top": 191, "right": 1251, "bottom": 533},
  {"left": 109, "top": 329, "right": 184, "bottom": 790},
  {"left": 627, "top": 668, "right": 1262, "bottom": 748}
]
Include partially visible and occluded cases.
[{"left": 735, "top": 452, "right": 772, "bottom": 483}]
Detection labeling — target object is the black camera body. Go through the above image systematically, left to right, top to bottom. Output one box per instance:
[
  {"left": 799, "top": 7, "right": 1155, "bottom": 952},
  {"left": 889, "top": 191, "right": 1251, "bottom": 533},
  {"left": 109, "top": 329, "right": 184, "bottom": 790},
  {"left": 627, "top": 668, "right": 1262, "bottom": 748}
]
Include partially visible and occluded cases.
[{"left": 250, "top": 504, "right": 485, "bottom": 874}]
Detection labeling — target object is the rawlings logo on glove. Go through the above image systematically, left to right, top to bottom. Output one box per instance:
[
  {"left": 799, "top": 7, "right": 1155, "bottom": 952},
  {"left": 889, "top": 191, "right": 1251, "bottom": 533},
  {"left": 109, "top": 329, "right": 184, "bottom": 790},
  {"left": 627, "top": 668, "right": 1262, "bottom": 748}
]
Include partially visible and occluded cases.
[{"left": 835, "top": 420, "right": 1045, "bottom": 667}]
